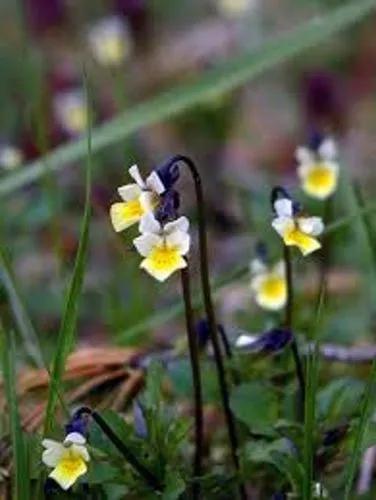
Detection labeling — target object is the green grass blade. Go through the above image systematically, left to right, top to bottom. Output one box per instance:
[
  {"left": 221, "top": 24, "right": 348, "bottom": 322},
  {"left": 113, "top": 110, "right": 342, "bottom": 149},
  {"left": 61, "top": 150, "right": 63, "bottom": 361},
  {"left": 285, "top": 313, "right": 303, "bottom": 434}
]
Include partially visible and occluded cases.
[
  {"left": 0, "top": 0, "right": 374, "bottom": 197},
  {"left": 43, "top": 81, "right": 92, "bottom": 435},
  {"left": 0, "top": 248, "right": 44, "bottom": 367},
  {"left": 303, "top": 289, "right": 325, "bottom": 500},
  {"left": 1, "top": 324, "right": 30, "bottom": 500},
  {"left": 343, "top": 359, "right": 376, "bottom": 499}
]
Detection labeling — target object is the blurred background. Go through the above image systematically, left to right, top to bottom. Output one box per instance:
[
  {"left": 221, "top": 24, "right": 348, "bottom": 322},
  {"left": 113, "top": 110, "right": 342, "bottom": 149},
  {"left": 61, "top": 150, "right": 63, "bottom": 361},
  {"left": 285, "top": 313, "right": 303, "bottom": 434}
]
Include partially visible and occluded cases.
[{"left": 1, "top": 0, "right": 376, "bottom": 364}]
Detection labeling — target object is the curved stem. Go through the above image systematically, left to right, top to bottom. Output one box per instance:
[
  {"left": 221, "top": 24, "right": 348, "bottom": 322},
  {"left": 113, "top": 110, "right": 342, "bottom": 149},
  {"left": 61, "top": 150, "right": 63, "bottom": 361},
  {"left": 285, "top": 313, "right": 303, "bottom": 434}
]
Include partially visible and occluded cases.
[
  {"left": 169, "top": 154, "right": 247, "bottom": 500},
  {"left": 283, "top": 245, "right": 305, "bottom": 421},
  {"left": 181, "top": 267, "right": 204, "bottom": 499},
  {"left": 77, "top": 407, "right": 162, "bottom": 491}
]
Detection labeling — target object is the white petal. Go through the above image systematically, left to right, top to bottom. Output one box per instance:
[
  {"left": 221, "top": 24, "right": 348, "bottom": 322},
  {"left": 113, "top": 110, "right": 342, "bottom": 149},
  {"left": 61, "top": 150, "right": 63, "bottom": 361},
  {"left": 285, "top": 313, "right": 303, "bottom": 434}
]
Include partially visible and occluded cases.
[
  {"left": 318, "top": 138, "right": 337, "bottom": 161},
  {"left": 295, "top": 146, "right": 314, "bottom": 164},
  {"left": 297, "top": 162, "right": 313, "bottom": 180},
  {"left": 128, "top": 165, "right": 146, "bottom": 188},
  {"left": 146, "top": 171, "right": 165, "bottom": 195},
  {"left": 117, "top": 183, "right": 142, "bottom": 201},
  {"left": 139, "top": 191, "right": 156, "bottom": 213},
  {"left": 274, "top": 198, "right": 293, "bottom": 217},
  {"left": 139, "top": 212, "right": 161, "bottom": 234},
  {"left": 164, "top": 216, "right": 189, "bottom": 235},
  {"left": 272, "top": 216, "right": 294, "bottom": 237},
  {"left": 297, "top": 216, "right": 324, "bottom": 236},
  {"left": 166, "top": 231, "right": 190, "bottom": 255},
  {"left": 133, "top": 233, "right": 162, "bottom": 257},
  {"left": 250, "top": 258, "right": 266, "bottom": 275},
  {"left": 250, "top": 274, "right": 266, "bottom": 292},
  {"left": 235, "top": 334, "right": 257, "bottom": 348},
  {"left": 64, "top": 432, "right": 86, "bottom": 445},
  {"left": 42, "top": 442, "right": 65, "bottom": 467},
  {"left": 71, "top": 444, "right": 90, "bottom": 462}
]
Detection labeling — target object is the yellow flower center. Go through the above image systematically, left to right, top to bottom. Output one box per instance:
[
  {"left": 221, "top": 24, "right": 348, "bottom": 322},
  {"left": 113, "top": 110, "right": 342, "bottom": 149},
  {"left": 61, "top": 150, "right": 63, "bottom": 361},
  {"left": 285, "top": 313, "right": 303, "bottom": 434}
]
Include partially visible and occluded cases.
[
  {"left": 101, "top": 38, "right": 125, "bottom": 63},
  {"left": 68, "top": 106, "right": 88, "bottom": 133},
  {"left": 303, "top": 163, "right": 336, "bottom": 199},
  {"left": 122, "top": 198, "right": 144, "bottom": 219},
  {"left": 148, "top": 244, "right": 181, "bottom": 271},
  {"left": 260, "top": 277, "right": 286, "bottom": 301},
  {"left": 50, "top": 448, "right": 87, "bottom": 490},
  {"left": 58, "top": 453, "right": 84, "bottom": 476}
]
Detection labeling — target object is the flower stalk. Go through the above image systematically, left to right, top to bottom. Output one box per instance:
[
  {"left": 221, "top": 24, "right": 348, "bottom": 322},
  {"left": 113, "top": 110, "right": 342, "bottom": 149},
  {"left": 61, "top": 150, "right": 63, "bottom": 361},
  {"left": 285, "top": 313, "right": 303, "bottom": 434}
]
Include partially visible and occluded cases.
[
  {"left": 169, "top": 155, "right": 247, "bottom": 500},
  {"left": 283, "top": 244, "right": 305, "bottom": 421},
  {"left": 180, "top": 266, "right": 204, "bottom": 499},
  {"left": 77, "top": 407, "right": 162, "bottom": 492}
]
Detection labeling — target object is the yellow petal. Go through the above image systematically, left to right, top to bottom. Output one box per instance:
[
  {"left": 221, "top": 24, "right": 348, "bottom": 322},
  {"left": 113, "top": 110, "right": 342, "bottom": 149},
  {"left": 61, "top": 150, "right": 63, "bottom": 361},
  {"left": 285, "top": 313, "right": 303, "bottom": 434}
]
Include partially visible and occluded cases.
[
  {"left": 302, "top": 163, "right": 337, "bottom": 199},
  {"left": 110, "top": 200, "right": 144, "bottom": 232},
  {"left": 283, "top": 228, "right": 321, "bottom": 256},
  {"left": 140, "top": 245, "right": 186, "bottom": 281},
  {"left": 256, "top": 276, "right": 287, "bottom": 311},
  {"left": 49, "top": 451, "right": 87, "bottom": 491}
]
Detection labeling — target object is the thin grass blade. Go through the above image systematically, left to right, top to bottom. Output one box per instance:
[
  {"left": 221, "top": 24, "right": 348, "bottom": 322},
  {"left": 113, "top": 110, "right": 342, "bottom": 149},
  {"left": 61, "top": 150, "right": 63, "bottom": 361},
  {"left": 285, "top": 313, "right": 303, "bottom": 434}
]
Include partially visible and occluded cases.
[
  {"left": 0, "top": 248, "right": 44, "bottom": 367},
  {"left": 1, "top": 324, "right": 30, "bottom": 500}
]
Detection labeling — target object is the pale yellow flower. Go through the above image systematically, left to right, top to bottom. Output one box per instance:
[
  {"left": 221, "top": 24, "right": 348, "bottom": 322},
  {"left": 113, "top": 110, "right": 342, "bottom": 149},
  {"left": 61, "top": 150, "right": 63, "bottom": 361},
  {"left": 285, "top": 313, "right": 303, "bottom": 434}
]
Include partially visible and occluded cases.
[
  {"left": 217, "top": 0, "right": 258, "bottom": 17},
  {"left": 88, "top": 16, "right": 131, "bottom": 66},
  {"left": 54, "top": 89, "right": 88, "bottom": 136},
  {"left": 296, "top": 138, "right": 339, "bottom": 200},
  {"left": 0, "top": 144, "right": 23, "bottom": 170},
  {"left": 110, "top": 165, "right": 165, "bottom": 232},
  {"left": 272, "top": 198, "right": 324, "bottom": 256},
  {"left": 133, "top": 212, "right": 190, "bottom": 282},
  {"left": 250, "top": 259, "right": 287, "bottom": 311},
  {"left": 42, "top": 432, "right": 89, "bottom": 491}
]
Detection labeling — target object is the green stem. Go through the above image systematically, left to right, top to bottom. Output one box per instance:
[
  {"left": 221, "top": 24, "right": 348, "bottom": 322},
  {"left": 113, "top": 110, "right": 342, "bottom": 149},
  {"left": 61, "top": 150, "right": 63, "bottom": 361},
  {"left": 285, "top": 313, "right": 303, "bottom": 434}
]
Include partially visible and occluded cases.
[
  {"left": 283, "top": 245, "right": 305, "bottom": 421},
  {"left": 181, "top": 267, "right": 204, "bottom": 499}
]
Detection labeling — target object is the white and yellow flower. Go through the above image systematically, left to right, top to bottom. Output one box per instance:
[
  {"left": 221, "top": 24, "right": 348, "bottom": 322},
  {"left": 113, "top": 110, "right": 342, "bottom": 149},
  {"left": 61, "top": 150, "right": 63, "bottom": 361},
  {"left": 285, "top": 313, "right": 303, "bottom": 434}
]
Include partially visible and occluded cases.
[
  {"left": 217, "top": 0, "right": 258, "bottom": 18},
  {"left": 88, "top": 16, "right": 131, "bottom": 66},
  {"left": 54, "top": 89, "right": 88, "bottom": 136},
  {"left": 296, "top": 137, "right": 339, "bottom": 200},
  {"left": 0, "top": 144, "right": 23, "bottom": 170},
  {"left": 110, "top": 165, "right": 165, "bottom": 232},
  {"left": 272, "top": 197, "right": 324, "bottom": 256},
  {"left": 133, "top": 212, "right": 190, "bottom": 282},
  {"left": 250, "top": 258, "right": 287, "bottom": 311},
  {"left": 42, "top": 432, "right": 89, "bottom": 491}
]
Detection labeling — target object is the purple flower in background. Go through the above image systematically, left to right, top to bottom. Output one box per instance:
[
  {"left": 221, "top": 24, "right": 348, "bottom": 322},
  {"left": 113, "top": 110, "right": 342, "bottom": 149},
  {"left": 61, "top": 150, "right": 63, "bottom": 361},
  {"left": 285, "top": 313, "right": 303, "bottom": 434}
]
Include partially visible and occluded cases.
[
  {"left": 24, "top": 0, "right": 66, "bottom": 33},
  {"left": 114, "top": 0, "right": 148, "bottom": 38},
  {"left": 303, "top": 70, "right": 346, "bottom": 132},
  {"left": 235, "top": 328, "right": 293, "bottom": 354}
]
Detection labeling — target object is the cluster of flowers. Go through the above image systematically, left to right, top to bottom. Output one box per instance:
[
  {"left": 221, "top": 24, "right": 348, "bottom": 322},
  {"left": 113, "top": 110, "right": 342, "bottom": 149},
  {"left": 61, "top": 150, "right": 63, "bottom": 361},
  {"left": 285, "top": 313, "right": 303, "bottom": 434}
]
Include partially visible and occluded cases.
[
  {"left": 249, "top": 135, "right": 339, "bottom": 312},
  {"left": 109, "top": 163, "right": 190, "bottom": 282}
]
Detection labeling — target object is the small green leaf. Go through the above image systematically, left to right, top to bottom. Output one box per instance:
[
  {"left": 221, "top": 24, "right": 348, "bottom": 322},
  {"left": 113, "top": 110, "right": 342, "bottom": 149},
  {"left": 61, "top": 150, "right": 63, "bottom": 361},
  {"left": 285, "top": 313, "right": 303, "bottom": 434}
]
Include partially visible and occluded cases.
[
  {"left": 317, "top": 377, "right": 364, "bottom": 422},
  {"left": 230, "top": 381, "right": 278, "bottom": 435},
  {"left": 162, "top": 468, "right": 186, "bottom": 500}
]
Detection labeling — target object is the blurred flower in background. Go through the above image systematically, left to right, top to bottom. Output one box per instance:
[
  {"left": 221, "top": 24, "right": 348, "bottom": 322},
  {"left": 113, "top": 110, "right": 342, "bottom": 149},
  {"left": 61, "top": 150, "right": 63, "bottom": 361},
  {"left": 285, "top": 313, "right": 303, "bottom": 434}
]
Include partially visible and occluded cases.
[
  {"left": 24, "top": 0, "right": 66, "bottom": 34},
  {"left": 216, "top": 0, "right": 259, "bottom": 18},
  {"left": 87, "top": 16, "right": 132, "bottom": 67},
  {"left": 53, "top": 88, "right": 88, "bottom": 137},
  {"left": 296, "top": 136, "right": 339, "bottom": 200},
  {"left": 0, "top": 144, "right": 23, "bottom": 171},
  {"left": 250, "top": 258, "right": 287, "bottom": 311}
]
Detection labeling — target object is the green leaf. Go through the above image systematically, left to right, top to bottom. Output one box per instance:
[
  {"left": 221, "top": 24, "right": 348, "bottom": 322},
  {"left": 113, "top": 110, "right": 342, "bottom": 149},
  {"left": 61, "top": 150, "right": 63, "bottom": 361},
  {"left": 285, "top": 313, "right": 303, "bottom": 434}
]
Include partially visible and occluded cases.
[
  {"left": 0, "top": 0, "right": 375, "bottom": 196},
  {"left": 43, "top": 81, "right": 92, "bottom": 435},
  {"left": 0, "top": 325, "right": 30, "bottom": 500},
  {"left": 317, "top": 377, "right": 364, "bottom": 422},
  {"left": 230, "top": 381, "right": 278, "bottom": 435},
  {"left": 162, "top": 468, "right": 186, "bottom": 500}
]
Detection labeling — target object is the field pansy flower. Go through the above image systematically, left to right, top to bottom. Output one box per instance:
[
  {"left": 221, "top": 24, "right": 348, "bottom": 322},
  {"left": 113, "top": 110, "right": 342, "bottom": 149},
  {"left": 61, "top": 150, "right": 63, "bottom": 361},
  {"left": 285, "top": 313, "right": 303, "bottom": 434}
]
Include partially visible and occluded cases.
[
  {"left": 217, "top": 0, "right": 258, "bottom": 17},
  {"left": 88, "top": 16, "right": 131, "bottom": 66},
  {"left": 54, "top": 89, "right": 88, "bottom": 137},
  {"left": 296, "top": 136, "right": 339, "bottom": 200},
  {"left": 0, "top": 144, "right": 23, "bottom": 170},
  {"left": 110, "top": 165, "right": 165, "bottom": 232},
  {"left": 272, "top": 196, "right": 324, "bottom": 256},
  {"left": 133, "top": 212, "right": 190, "bottom": 281},
  {"left": 250, "top": 258, "right": 287, "bottom": 311},
  {"left": 42, "top": 432, "right": 89, "bottom": 491}
]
